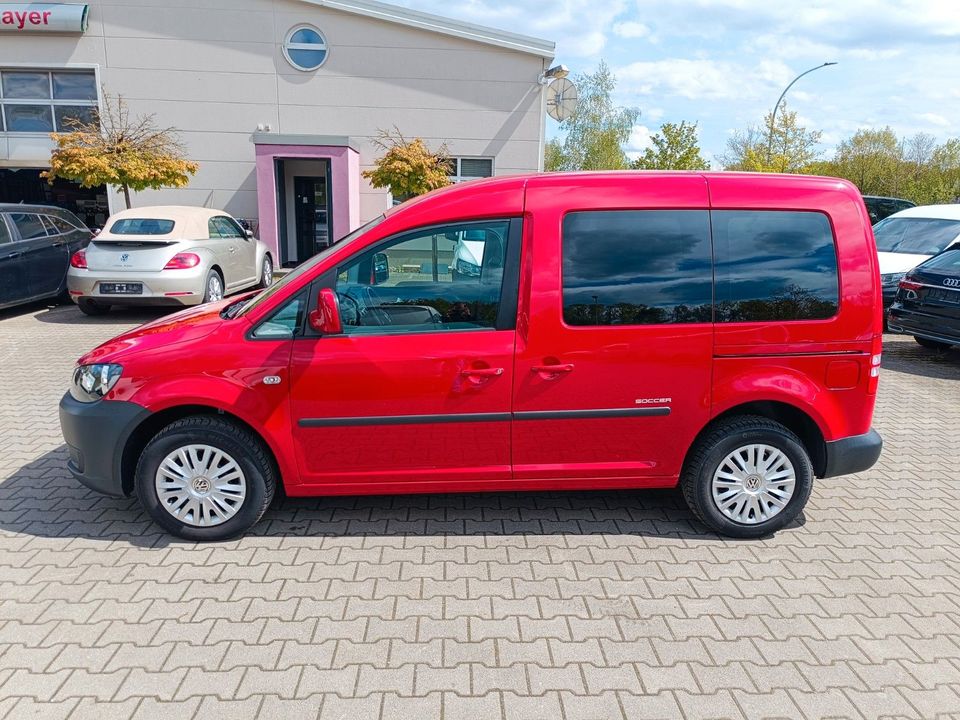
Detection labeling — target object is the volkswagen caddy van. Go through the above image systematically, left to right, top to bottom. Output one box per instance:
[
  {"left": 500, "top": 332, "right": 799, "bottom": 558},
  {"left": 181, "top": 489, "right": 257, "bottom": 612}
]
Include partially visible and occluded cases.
[{"left": 60, "top": 172, "right": 883, "bottom": 541}]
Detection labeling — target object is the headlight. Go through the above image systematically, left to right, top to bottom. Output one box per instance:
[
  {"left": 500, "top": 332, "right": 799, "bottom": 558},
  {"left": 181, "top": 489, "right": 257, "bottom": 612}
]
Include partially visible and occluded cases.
[
  {"left": 881, "top": 272, "right": 905, "bottom": 286},
  {"left": 70, "top": 364, "right": 123, "bottom": 402}
]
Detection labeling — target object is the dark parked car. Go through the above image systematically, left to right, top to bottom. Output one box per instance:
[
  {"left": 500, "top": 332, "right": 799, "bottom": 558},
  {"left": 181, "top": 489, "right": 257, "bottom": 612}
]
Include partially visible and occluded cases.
[
  {"left": 864, "top": 195, "right": 916, "bottom": 225},
  {"left": 0, "top": 204, "right": 92, "bottom": 311},
  {"left": 888, "top": 248, "right": 960, "bottom": 350}
]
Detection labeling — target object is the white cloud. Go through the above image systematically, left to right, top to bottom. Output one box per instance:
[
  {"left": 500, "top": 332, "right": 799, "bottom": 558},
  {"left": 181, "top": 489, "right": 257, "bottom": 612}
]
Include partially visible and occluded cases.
[
  {"left": 613, "top": 21, "right": 649, "bottom": 39},
  {"left": 916, "top": 112, "right": 950, "bottom": 127},
  {"left": 625, "top": 124, "right": 653, "bottom": 159}
]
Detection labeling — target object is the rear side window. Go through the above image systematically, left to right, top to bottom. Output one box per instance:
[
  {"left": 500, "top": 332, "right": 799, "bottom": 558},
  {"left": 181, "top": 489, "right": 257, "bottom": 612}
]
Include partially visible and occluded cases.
[
  {"left": 562, "top": 210, "right": 713, "bottom": 326},
  {"left": 713, "top": 210, "right": 839, "bottom": 322},
  {"left": 10, "top": 213, "right": 48, "bottom": 240},
  {"left": 0, "top": 217, "right": 11, "bottom": 244},
  {"left": 110, "top": 218, "right": 175, "bottom": 235},
  {"left": 919, "top": 248, "right": 960, "bottom": 272}
]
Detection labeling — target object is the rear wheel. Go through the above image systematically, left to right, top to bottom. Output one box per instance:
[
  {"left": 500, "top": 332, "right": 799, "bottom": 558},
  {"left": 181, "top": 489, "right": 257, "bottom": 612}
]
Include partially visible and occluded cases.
[
  {"left": 202, "top": 270, "right": 224, "bottom": 304},
  {"left": 77, "top": 298, "right": 110, "bottom": 316},
  {"left": 914, "top": 336, "right": 952, "bottom": 351},
  {"left": 134, "top": 416, "right": 276, "bottom": 541},
  {"left": 681, "top": 416, "right": 813, "bottom": 538}
]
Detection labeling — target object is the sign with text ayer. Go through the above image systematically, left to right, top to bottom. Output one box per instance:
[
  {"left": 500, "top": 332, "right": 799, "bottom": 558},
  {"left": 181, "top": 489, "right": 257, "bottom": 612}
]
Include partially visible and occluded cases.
[{"left": 0, "top": 3, "right": 88, "bottom": 33}]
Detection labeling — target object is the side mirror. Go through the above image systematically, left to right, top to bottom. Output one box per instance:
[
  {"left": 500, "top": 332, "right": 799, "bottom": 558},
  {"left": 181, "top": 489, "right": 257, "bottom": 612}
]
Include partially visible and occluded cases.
[
  {"left": 244, "top": 229, "right": 254, "bottom": 239},
  {"left": 372, "top": 252, "right": 389, "bottom": 285},
  {"left": 308, "top": 288, "right": 343, "bottom": 335}
]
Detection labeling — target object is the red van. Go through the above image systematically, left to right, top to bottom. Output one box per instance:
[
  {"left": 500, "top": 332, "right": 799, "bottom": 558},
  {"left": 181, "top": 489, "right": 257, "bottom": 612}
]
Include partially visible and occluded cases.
[{"left": 60, "top": 172, "right": 883, "bottom": 541}]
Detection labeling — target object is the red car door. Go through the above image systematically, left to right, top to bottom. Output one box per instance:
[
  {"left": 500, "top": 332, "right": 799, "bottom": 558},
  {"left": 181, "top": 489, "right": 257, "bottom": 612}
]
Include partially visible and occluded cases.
[
  {"left": 512, "top": 174, "right": 714, "bottom": 485},
  {"left": 288, "top": 218, "right": 522, "bottom": 491}
]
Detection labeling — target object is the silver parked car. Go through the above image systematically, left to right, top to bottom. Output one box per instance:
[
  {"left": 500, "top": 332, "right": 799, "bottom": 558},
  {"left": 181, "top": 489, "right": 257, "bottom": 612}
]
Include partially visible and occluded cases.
[{"left": 67, "top": 206, "right": 272, "bottom": 315}]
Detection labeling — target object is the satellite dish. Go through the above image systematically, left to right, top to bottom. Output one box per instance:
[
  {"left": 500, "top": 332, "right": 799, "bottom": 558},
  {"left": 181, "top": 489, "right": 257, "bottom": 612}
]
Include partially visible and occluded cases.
[{"left": 545, "top": 78, "right": 578, "bottom": 122}]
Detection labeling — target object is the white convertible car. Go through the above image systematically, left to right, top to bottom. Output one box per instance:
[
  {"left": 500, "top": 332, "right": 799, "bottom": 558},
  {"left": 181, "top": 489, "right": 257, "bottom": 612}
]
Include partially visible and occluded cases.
[{"left": 67, "top": 206, "right": 273, "bottom": 315}]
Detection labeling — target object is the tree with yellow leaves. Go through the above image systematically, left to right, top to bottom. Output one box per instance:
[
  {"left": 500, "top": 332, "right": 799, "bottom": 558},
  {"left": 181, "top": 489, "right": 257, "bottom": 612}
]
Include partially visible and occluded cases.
[
  {"left": 43, "top": 94, "right": 199, "bottom": 208},
  {"left": 362, "top": 128, "right": 451, "bottom": 202}
]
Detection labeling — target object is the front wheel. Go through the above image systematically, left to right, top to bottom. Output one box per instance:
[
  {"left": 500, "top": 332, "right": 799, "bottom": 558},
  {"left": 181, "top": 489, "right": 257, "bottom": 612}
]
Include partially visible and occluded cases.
[
  {"left": 258, "top": 255, "right": 273, "bottom": 289},
  {"left": 915, "top": 336, "right": 952, "bottom": 351},
  {"left": 134, "top": 416, "right": 276, "bottom": 541},
  {"left": 681, "top": 416, "right": 813, "bottom": 538}
]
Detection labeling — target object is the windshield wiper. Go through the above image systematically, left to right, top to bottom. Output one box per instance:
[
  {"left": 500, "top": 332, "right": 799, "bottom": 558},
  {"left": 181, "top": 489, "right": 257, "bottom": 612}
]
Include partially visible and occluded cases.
[{"left": 220, "top": 298, "right": 247, "bottom": 319}]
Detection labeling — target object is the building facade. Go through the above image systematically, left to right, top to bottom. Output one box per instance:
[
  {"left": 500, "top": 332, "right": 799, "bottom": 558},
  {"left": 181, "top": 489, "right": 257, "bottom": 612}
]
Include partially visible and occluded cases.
[{"left": 0, "top": 0, "right": 554, "bottom": 265}]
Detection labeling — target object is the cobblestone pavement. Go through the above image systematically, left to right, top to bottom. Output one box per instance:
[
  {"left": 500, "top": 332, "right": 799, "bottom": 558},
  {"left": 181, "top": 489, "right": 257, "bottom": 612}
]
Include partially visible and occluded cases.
[{"left": 1, "top": 300, "right": 960, "bottom": 720}]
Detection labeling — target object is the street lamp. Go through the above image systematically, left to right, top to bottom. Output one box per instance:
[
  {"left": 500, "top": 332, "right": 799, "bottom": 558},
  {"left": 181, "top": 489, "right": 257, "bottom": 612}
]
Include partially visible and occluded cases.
[{"left": 766, "top": 61, "right": 837, "bottom": 164}]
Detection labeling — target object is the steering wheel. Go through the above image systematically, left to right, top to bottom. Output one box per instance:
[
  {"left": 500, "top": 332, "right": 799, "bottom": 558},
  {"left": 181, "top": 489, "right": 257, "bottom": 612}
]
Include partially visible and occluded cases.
[{"left": 337, "top": 291, "right": 362, "bottom": 326}]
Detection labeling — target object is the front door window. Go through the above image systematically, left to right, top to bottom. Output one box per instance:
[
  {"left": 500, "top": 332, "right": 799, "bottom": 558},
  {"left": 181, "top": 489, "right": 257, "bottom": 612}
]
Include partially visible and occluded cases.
[{"left": 334, "top": 220, "right": 511, "bottom": 334}]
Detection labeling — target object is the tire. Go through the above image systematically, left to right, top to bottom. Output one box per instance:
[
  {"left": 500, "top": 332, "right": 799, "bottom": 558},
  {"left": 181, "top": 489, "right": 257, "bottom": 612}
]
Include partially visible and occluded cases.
[
  {"left": 258, "top": 255, "right": 273, "bottom": 289},
  {"left": 202, "top": 269, "right": 224, "bottom": 304},
  {"left": 77, "top": 298, "right": 110, "bottom": 316},
  {"left": 914, "top": 336, "right": 951, "bottom": 351},
  {"left": 134, "top": 415, "right": 276, "bottom": 541},
  {"left": 680, "top": 415, "right": 814, "bottom": 538}
]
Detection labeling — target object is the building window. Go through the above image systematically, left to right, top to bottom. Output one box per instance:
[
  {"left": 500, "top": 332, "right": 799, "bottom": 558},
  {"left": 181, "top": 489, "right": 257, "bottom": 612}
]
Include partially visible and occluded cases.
[
  {"left": 283, "top": 25, "right": 328, "bottom": 71},
  {"left": 0, "top": 69, "right": 97, "bottom": 133},
  {"left": 446, "top": 158, "right": 494, "bottom": 183}
]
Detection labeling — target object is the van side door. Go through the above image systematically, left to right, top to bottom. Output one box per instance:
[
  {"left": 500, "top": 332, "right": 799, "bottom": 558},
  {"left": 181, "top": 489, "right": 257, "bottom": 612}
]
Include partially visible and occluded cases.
[{"left": 512, "top": 175, "right": 714, "bottom": 484}]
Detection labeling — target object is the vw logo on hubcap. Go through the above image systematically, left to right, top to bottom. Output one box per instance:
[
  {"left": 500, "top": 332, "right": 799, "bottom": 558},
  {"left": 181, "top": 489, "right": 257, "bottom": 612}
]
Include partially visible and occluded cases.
[
  {"left": 744, "top": 475, "right": 762, "bottom": 491},
  {"left": 192, "top": 477, "right": 211, "bottom": 494}
]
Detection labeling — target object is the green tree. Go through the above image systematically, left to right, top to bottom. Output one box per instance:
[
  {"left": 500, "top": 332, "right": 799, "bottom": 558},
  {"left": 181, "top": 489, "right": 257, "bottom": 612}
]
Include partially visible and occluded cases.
[
  {"left": 545, "top": 60, "right": 640, "bottom": 171},
  {"left": 43, "top": 94, "right": 198, "bottom": 209},
  {"left": 721, "top": 103, "right": 821, "bottom": 173},
  {"left": 632, "top": 121, "right": 709, "bottom": 170},
  {"left": 821, "top": 127, "right": 903, "bottom": 196},
  {"left": 362, "top": 128, "right": 451, "bottom": 201}
]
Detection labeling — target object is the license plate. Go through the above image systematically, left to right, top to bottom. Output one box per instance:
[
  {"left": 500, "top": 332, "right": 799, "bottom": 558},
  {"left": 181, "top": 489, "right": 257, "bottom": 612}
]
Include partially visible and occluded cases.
[
  {"left": 100, "top": 282, "right": 143, "bottom": 295},
  {"left": 928, "top": 288, "right": 960, "bottom": 304}
]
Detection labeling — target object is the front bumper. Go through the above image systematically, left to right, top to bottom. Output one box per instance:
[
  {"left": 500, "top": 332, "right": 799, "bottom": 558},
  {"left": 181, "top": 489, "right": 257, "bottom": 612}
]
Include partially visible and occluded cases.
[
  {"left": 67, "top": 266, "right": 207, "bottom": 306},
  {"left": 59, "top": 393, "right": 151, "bottom": 497},
  {"left": 822, "top": 429, "right": 883, "bottom": 479}
]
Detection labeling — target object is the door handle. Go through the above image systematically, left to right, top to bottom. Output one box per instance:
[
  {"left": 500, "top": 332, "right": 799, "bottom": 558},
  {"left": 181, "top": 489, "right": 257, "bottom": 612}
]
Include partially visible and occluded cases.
[
  {"left": 5, "top": 252, "right": 20, "bottom": 259},
  {"left": 531, "top": 363, "right": 574, "bottom": 374},
  {"left": 461, "top": 367, "right": 504, "bottom": 378}
]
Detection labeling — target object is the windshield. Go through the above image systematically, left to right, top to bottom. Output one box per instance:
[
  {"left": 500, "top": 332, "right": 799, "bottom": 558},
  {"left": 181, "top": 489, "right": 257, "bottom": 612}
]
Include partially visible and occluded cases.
[
  {"left": 234, "top": 215, "right": 386, "bottom": 317},
  {"left": 873, "top": 217, "right": 960, "bottom": 255},
  {"left": 109, "top": 218, "right": 175, "bottom": 235},
  {"left": 920, "top": 248, "right": 960, "bottom": 273}
]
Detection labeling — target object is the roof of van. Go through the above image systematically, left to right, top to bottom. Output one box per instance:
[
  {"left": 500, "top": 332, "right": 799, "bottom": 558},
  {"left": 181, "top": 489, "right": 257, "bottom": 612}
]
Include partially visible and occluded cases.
[
  {"left": 388, "top": 171, "right": 862, "bottom": 216},
  {"left": 886, "top": 204, "right": 960, "bottom": 221}
]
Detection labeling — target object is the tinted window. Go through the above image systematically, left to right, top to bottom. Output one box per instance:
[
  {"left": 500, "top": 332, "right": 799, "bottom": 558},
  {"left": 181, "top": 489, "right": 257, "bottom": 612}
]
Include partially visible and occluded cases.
[
  {"left": 562, "top": 210, "right": 713, "bottom": 326},
  {"left": 713, "top": 210, "right": 839, "bottom": 322},
  {"left": 10, "top": 213, "right": 48, "bottom": 240},
  {"left": 50, "top": 216, "right": 79, "bottom": 235},
  {"left": 0, "top": 217, "right": 11, "bottom": 244},
  {"left": 873, "top": 217, "right": 960, "bottom": 255},
  {"left": 109, "top": 219, "right": 175, "bottom": 235},
  {"left": 335, "top": 220, "right": 512, "bottom": 334},
  {"left": 919, "top": 248, "right": 960, "bottom": 273}
]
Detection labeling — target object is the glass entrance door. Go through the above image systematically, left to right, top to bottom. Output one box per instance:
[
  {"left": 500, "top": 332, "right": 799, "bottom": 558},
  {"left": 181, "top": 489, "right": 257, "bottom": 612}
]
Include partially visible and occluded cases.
[{"left": 293, "top": 173, "right": 332, "bottom": 261}]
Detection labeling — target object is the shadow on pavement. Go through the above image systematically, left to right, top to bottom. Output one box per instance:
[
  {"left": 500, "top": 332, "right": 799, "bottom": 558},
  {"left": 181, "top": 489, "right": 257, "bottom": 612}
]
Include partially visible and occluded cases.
[
  {"left": 30, "top": 302, "right": 173, "bottom": 326},
  {"left": 883, "top": 334, "right": 960, "bottom": 381},
  {"left": 0, "top": 446, "right": 796, "bottom": 547}
]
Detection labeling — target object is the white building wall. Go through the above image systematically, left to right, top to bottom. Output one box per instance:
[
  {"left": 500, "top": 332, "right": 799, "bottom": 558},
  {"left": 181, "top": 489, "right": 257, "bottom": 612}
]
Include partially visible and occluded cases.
[{"left": 0, "top": 0, "right": 551, "bottom": 224}]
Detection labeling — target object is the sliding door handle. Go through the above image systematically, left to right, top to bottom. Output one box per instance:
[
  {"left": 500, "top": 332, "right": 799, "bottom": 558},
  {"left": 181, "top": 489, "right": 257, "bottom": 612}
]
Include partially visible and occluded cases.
[{"left": 461, "top": 367, "right": 504, "bottom": 377}]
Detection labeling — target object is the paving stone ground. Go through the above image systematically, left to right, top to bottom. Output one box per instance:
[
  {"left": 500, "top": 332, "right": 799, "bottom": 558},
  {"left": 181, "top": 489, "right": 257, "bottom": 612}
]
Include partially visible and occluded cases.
[{"left": 1, "top": 300, "right": 960, "bottom": 720}]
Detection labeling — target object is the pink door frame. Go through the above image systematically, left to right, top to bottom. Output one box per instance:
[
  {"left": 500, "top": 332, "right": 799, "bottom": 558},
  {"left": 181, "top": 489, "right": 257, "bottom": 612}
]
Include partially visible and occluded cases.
[{"left": 254, "top": 143, "right": 360, "bottom": 262}]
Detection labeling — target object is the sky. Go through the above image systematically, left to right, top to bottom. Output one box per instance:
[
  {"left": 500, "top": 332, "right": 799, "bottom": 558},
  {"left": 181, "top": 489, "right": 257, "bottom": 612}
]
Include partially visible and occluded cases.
[{"left": 397, "top": 0, "right": 960, "bottom": 167}]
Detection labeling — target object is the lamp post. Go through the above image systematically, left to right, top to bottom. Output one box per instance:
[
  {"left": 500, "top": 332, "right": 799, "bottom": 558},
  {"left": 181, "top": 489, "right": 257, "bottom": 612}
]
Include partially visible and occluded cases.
[{"left": 766, "top": 62, "right": 837, "bottom": 166}]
